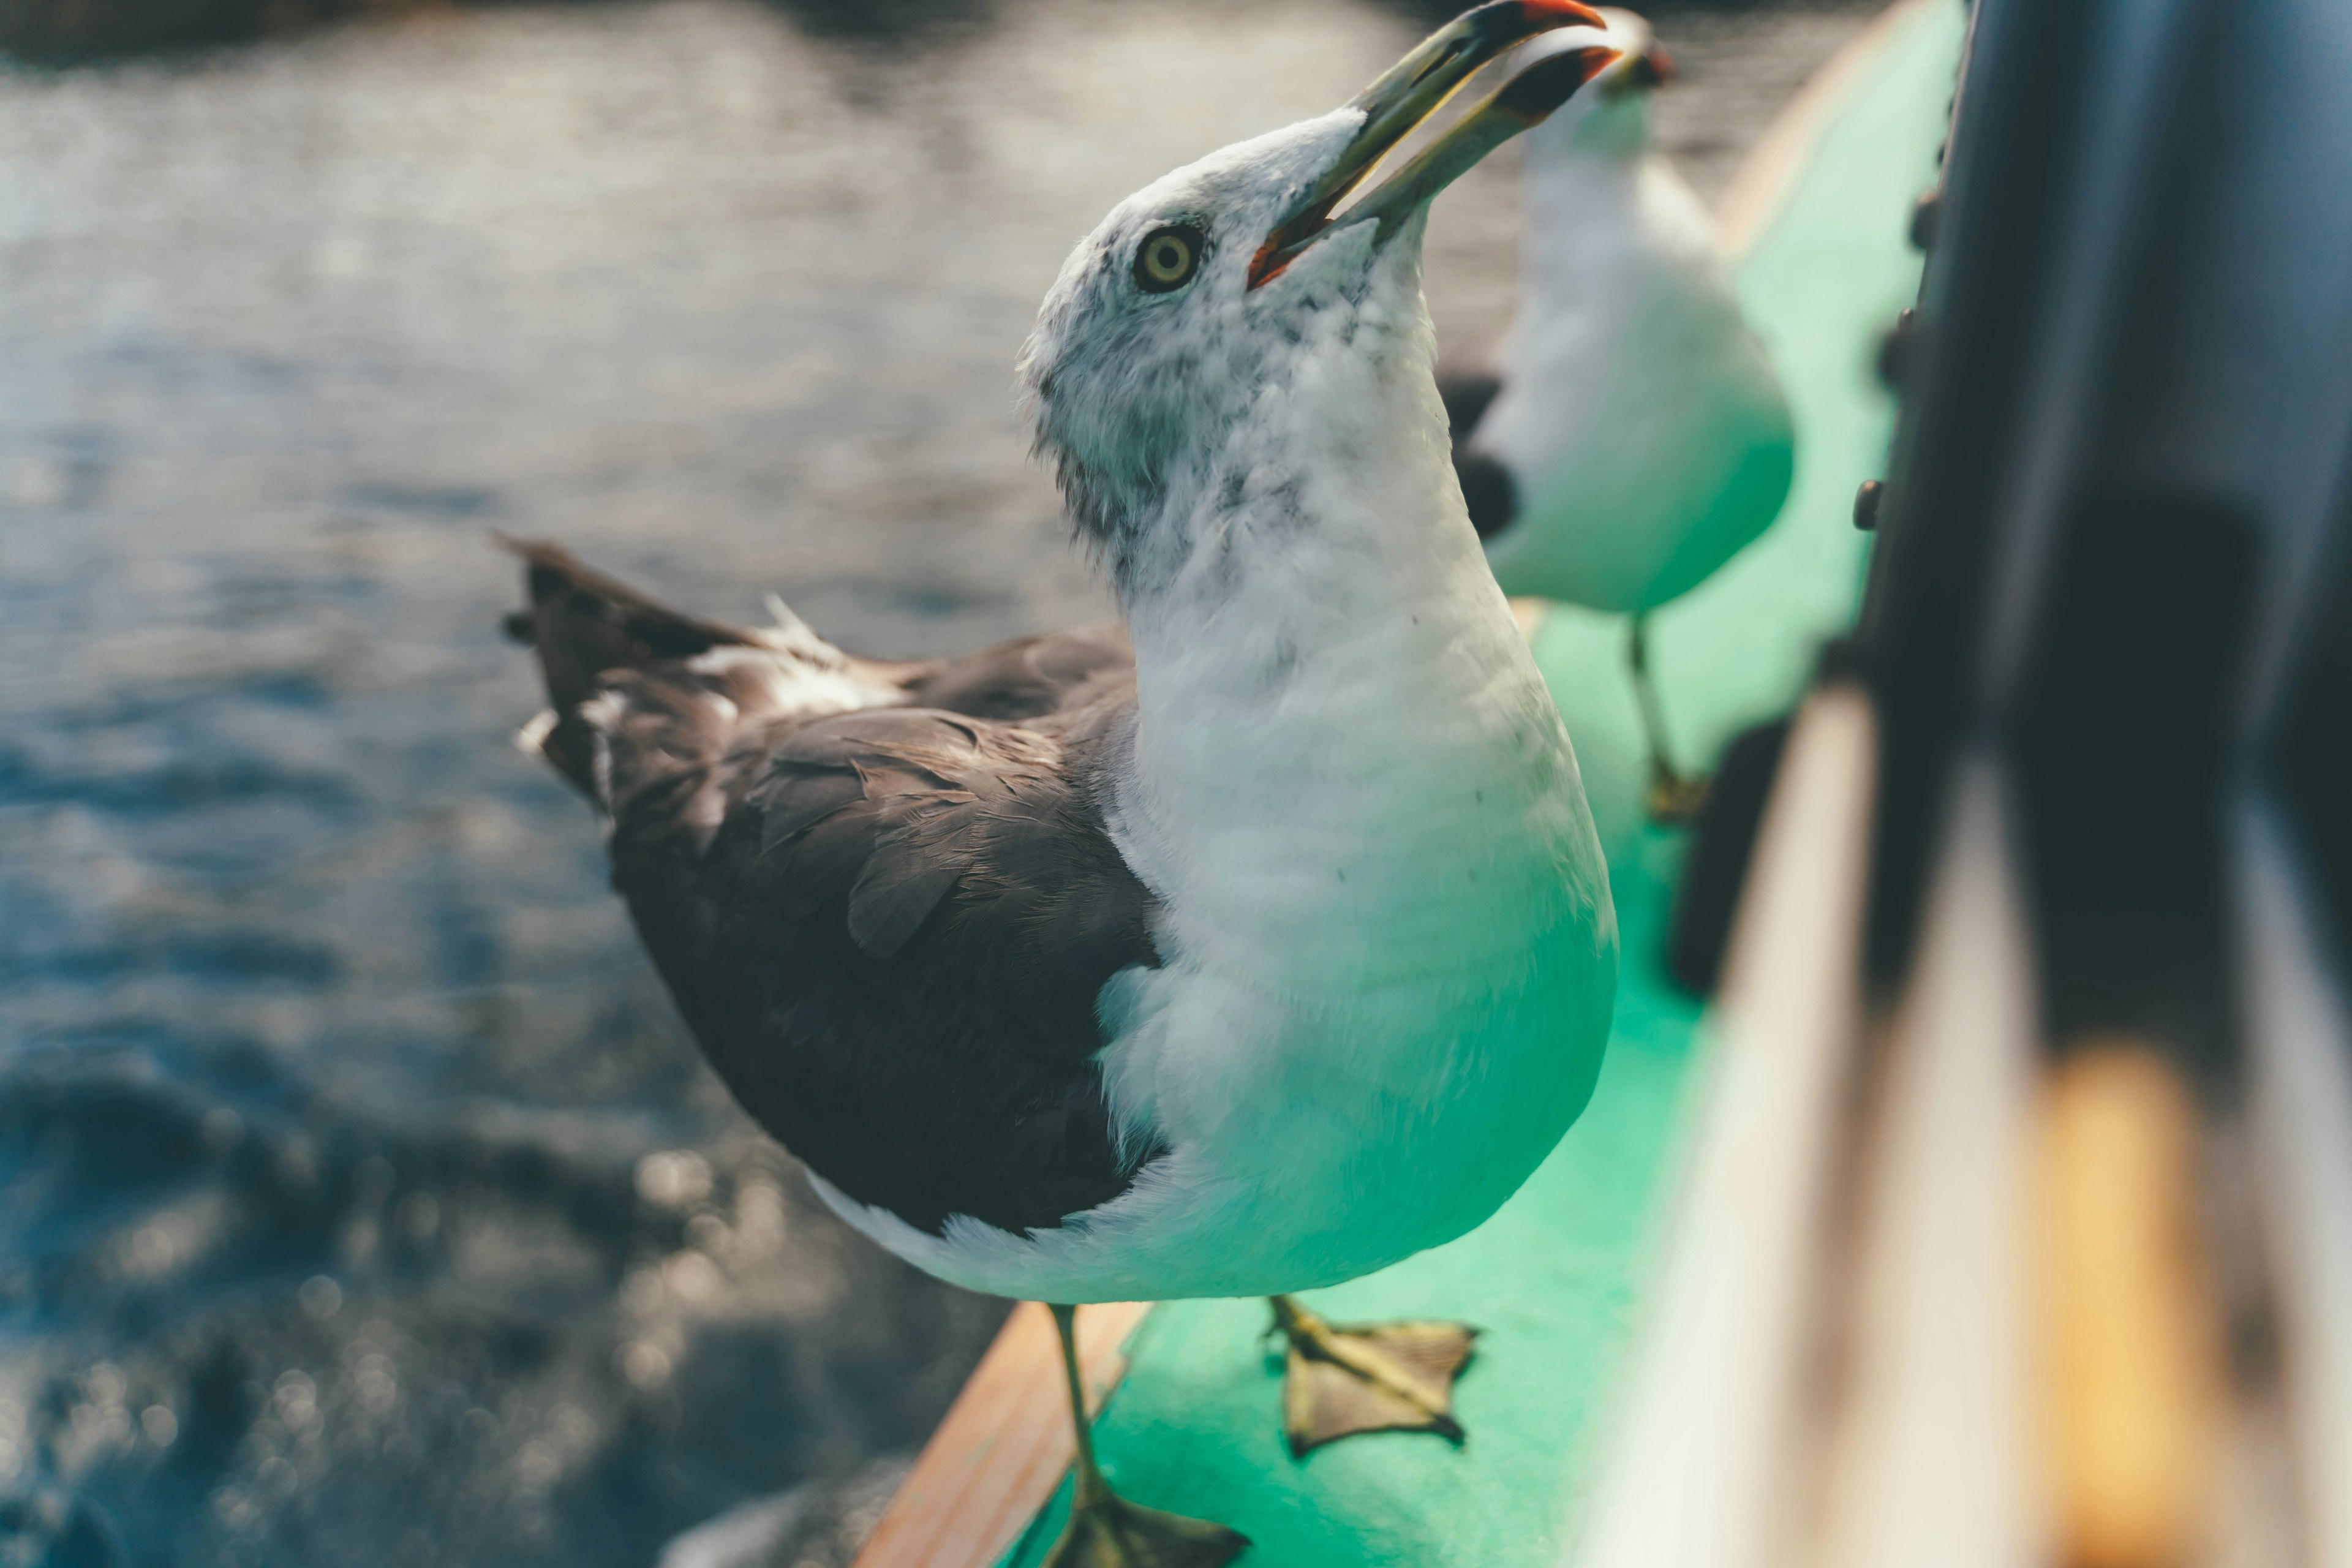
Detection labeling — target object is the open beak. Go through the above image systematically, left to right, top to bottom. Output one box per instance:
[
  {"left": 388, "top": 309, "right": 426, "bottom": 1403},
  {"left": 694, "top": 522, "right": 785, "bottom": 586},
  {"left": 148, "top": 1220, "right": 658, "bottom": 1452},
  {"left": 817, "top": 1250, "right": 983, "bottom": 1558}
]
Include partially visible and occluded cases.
[{"left": 1248, "top": 0, "right": 1621, "bottom": 289}]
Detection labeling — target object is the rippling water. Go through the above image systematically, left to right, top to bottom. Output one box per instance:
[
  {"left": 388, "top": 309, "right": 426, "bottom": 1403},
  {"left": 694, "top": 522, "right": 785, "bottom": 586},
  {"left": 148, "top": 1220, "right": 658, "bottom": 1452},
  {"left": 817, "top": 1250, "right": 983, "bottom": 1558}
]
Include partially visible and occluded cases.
[{"left": 0, "top": 2, "right": 1871, "bottom": 1563}]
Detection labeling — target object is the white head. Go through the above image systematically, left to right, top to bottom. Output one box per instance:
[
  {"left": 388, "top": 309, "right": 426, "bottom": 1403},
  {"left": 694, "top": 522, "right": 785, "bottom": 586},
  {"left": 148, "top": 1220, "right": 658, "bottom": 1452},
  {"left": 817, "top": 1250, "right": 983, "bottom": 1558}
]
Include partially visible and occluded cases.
[
  {"left": 1020, "top": 1, "right": 1621, "bottom": 601},
  {"left": 1520, "top": 8, "right": 1672, "bottom": 164}
]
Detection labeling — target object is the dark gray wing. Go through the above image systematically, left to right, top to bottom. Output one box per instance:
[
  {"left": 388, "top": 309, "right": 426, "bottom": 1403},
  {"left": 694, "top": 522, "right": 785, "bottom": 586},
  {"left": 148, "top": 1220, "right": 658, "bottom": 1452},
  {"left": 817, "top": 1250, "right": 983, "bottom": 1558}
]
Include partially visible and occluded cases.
[
  {"left": 1438, "top": 368, "right": 1504, "bottom": 438},
  {"left": 503, "top": 540, "right": 1159, "bottom": 1236},
  {"left": 899, "top": 625, "right": 1133, "bottom": 720},
  {"left": 612, "top": 693, "right": 1161, "bottom": 1237}
]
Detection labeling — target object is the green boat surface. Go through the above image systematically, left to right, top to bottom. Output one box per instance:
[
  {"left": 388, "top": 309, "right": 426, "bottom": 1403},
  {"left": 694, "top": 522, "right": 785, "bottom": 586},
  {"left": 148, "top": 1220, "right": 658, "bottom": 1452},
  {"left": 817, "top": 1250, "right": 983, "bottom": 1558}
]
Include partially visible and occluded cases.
[{"left": 998, "top": 6, "right": 1965, "bottom": 1562}]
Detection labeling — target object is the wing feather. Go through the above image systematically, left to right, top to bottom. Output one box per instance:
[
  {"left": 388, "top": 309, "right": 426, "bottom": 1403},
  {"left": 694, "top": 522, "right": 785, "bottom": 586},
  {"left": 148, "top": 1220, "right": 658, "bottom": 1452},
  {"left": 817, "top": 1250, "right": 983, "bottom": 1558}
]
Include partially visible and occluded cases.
[
  {"left": 508, "top": 542, "right": 1156, "bottom": 1236},
  {"left": 617, "top": 695, "right": 1159, "bottom": 1236}
]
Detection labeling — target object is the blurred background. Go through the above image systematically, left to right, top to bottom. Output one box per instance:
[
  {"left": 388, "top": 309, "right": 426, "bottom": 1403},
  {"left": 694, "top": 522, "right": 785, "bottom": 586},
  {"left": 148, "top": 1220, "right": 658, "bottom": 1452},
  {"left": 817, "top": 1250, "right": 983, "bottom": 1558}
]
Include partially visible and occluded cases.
[{"left": 0, "top": 1, "right": 1874, "bottom": 1564}]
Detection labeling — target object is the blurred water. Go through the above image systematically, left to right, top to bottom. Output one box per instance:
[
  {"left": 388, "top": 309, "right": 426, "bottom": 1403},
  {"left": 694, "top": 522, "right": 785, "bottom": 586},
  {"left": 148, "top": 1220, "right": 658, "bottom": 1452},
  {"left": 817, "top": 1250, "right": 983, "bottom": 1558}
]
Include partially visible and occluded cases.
[{"left": 0, "top": 2, "right": 1872, "bottom": 1564}]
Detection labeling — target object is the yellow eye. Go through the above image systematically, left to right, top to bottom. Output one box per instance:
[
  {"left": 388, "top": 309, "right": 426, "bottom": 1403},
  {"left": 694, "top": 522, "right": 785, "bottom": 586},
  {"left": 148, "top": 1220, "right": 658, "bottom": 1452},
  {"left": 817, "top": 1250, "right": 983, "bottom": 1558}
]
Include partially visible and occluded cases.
[{"left": 1134, "top": 225, "right": 1202, "bottom": 293}]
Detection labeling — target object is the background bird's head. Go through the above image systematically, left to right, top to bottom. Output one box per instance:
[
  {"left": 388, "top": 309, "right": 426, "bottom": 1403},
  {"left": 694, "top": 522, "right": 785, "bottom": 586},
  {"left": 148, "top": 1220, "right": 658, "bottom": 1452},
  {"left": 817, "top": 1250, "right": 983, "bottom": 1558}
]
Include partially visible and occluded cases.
[
  {"left": 1019, "top": 0, "right": 1619, "bottom": 596},
  {"left": 1528, "top": 7, "right": 1673, "bottom": 162}
]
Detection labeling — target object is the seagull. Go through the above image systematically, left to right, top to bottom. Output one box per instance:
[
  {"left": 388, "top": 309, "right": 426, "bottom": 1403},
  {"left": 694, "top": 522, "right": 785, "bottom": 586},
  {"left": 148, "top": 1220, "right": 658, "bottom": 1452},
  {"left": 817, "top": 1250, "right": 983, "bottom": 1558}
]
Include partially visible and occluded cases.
[
  {"left": 505, "top": 6, "right": 1620, "bottom": 1562},
  {"left": 1443, "top": 10, "right": 1795, "bottom": 823}
]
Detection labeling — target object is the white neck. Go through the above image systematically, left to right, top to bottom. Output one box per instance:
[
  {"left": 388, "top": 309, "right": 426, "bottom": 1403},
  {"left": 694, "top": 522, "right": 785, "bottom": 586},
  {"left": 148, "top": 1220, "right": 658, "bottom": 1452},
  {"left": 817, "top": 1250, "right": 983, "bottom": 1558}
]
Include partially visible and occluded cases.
[
  {"left": 1539, "top": 85, "right": 1650, "bottom": 167},
  {"left": 1107, "top": 270, "right": 1602, "bottom": 997}
]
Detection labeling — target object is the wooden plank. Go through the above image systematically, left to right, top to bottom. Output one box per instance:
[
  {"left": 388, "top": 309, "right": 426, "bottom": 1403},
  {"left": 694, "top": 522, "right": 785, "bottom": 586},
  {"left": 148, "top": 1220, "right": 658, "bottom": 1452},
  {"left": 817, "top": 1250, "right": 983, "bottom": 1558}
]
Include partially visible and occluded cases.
[
  {"left": 2038, "top": 1044, "right": 2223, "bottom": 1568},
  {"left": 852, "top": 1302, "right": 1153, "bottom": 1568}
]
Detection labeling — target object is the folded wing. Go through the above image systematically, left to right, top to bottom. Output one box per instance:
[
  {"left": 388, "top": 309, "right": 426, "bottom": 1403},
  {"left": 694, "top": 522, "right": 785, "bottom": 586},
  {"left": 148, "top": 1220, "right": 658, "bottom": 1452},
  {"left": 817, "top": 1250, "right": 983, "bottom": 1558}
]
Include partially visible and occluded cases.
[{"left": 504, "top": 540, "right": 1159, "bottom": 1235}]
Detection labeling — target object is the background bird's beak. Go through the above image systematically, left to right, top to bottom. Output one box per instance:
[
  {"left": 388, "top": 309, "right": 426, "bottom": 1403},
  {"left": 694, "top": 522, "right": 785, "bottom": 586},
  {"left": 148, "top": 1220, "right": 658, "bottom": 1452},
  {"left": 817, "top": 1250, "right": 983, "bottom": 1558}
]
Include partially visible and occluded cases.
[
  {"left": 1249, "top": 0, "right": 1615, "bottom": 289},
  {"left": 1322, "top": 42, "right": 1620, "bottom": 247}
]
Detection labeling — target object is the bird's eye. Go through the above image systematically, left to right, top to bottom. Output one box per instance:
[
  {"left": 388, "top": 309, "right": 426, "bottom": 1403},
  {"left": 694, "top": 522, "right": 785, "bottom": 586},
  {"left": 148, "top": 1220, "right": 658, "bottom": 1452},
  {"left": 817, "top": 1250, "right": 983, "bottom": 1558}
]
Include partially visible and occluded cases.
[{"left": 1134, "top": 225, "right": 1203, "bottom": 293}]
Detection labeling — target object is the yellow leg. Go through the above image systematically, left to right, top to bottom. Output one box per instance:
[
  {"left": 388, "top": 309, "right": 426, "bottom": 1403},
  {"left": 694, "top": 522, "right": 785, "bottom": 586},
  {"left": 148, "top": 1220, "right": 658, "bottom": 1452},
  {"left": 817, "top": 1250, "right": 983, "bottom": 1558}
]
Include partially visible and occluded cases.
[
  {"left": 1629, "top": 614, "right": 1708, "bottom": 826},
  {"left": 1041, "top": 1304, "right": 1248, "bottom": 1568}
]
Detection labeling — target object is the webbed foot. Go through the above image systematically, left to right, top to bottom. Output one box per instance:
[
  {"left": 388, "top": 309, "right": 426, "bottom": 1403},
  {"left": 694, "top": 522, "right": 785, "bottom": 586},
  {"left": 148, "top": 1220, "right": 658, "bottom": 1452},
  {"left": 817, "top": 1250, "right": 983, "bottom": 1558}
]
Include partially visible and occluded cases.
[
  {"left": 1626, "top": 612, "right": 1709, "bottom": 826},
  {"left": 1643, "top": 763, "right": 1710, "bottom": 826},
  {"left": 1268, "top": 1295, "right": 1477, "bottom": 1457},
  {"left": 1041, "top": 1490, "right": 1250, "bottom": 1568}
]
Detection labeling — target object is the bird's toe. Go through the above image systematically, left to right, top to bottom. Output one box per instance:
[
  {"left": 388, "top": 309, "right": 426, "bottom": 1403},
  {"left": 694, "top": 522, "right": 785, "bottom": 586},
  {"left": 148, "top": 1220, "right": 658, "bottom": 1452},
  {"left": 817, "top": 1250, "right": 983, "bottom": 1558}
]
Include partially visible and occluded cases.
[{"left": 1269, "top": 1297, "right": 1478, "bottom": 1457}]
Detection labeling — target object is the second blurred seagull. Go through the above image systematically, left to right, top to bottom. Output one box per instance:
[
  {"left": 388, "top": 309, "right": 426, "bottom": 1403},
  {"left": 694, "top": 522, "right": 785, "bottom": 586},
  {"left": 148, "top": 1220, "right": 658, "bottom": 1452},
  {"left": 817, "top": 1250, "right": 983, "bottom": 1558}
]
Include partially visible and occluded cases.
[{"left": 1447, "top": 10, "right": 1795, "bottom": 822}]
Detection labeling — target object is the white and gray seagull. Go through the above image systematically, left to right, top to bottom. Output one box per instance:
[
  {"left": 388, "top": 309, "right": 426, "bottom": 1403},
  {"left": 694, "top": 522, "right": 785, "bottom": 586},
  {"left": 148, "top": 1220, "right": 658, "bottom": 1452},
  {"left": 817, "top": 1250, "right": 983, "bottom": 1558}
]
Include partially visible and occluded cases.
[
  {"left": 506, "top": 6, "right": 1621, "bottom": 1562},
  {"left": 1444, "top": 10, "right": 1794, "bottom": 821}
]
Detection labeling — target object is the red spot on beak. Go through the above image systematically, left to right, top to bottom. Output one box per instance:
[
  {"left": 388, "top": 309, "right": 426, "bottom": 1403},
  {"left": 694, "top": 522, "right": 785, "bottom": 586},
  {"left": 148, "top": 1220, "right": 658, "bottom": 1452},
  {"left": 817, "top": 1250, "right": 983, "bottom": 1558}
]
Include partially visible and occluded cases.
[{"left": 1521, "top": 0, "right": 1610, "bottom": 24}]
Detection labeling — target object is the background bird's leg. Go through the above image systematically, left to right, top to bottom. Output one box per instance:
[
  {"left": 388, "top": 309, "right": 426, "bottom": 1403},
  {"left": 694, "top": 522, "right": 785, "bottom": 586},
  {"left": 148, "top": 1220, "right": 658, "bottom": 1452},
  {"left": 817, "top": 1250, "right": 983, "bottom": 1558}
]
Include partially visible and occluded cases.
[
  {"left": 1627, "top": 613, "right": 1708, "bottom": 826},
  {"left": 1265, "top": 1294, "right": 1476, "bottom": 1458},
  {"left": 1042, "top": 1304, "right": 1247, "bottom": 1568}
]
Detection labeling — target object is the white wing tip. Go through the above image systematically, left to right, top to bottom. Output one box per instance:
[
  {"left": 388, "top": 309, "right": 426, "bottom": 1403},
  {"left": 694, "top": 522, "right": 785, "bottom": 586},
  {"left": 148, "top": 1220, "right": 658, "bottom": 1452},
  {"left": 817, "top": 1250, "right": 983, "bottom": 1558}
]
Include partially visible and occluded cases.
[
  {"left": 763, "top": 592, "right": 813, "bottom": 638},
  {"left": 513, "top": 708, "right": 559, "bottom": 755}
]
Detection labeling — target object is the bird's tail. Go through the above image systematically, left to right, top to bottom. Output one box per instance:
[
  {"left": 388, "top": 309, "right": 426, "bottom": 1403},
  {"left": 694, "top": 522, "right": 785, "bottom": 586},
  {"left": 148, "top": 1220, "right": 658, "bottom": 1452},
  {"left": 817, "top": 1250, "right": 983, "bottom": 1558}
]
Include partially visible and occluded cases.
[
  {"left": 497, "top": 537, "right": 895, "bottom": 827},
  {"left": 498, "top": 537, "right": 749, "bottom": 793}
]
